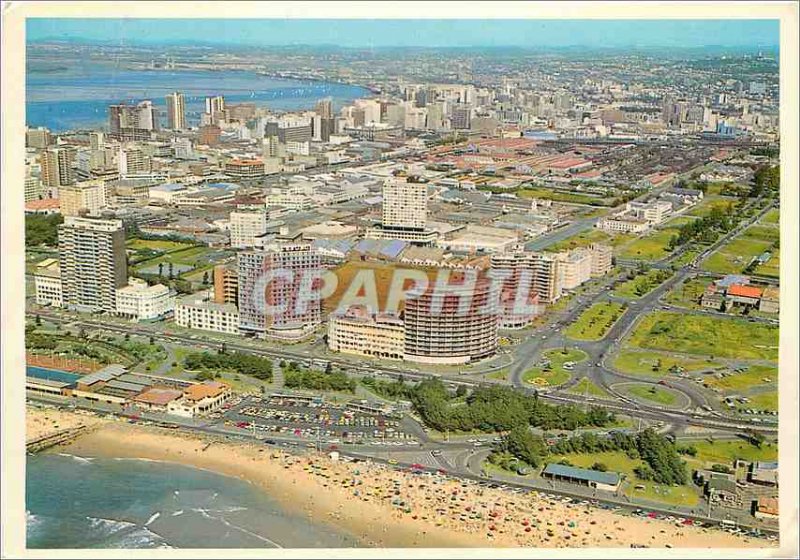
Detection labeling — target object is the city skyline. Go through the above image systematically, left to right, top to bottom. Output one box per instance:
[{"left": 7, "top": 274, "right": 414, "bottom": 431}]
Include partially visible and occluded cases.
[{"left": 27, "top": 18, "right": 780, "bottom": 49}]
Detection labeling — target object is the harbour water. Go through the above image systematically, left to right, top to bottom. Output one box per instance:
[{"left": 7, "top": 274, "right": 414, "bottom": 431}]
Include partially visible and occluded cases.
[
  {"left": 26, "top": 65, "right": 370, "bottom": 132},
  {"left": 27, "top": 453, "right": 359, "bottom": 548}
]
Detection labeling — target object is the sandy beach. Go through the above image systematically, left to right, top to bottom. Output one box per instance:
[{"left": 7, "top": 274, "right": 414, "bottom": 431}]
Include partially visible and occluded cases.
[
  {"left": 26, "top": 404, "right": 107, "bottom": 442},
  {"left": 37, "top": 409, "right": 772, "bottom": 550}
]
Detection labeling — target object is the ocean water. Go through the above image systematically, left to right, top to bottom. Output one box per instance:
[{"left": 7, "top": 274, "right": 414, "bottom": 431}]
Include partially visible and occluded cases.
[
  {"left": 26, "top": 66, "right": 370, "bottom": 132},
  {"left": 27, "top": 453, "right": 359, "bottom": 549}
]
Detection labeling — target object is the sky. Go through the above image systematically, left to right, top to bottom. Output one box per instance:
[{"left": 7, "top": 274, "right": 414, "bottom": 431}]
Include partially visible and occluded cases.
[{"left": 27, "top": 19, "right": 780, "bottom": 49}]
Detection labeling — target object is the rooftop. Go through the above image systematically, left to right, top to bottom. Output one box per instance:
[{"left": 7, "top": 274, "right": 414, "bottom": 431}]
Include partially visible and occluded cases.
[{"left": 542, "top": 463, "right": 621, "bottom": 486}]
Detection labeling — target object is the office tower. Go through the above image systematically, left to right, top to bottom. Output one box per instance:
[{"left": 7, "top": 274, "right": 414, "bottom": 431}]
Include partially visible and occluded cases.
[
  {"left": 166, "top": 91, "right": 186, "bottom": 130},
  {"left": 205, "top": 96, "right": 226, "bottom": 124},
  {"left": 315, "top": 98, "right": 333, "bottom": 119},
  {"left": 108, "top": 101, "right": 158, "bottom": 140},
  {"left": 450, "top": 106, "right": 472, "bottom": 130},
  {"left": 276, "top": 114, "right": 313, "bottom": 143},
  {"left": 26, "top": 127, "right": 51, "bottom": 149},
  {"left": 89, "top": 131, "right": 104, "bottom": 151},
  {"left": 118, "top": 145, "right": 149, "bottom": 176},
  {"left": 40, "top": 147, "right": 75, "bottom": 189},
  {"left": 25, "top": 175, "right": 43, "bottom": 203},
  {"left": 382, "top": 177, "right": 427, "bottom": 230},
  {"left": 59, "top": 179, "right": 107, "bottom": 217},
  {"left": 229, "top": 210, "right": 268, "bottom": 248},
  {"left": 58, "top": 217, "right": 127, "bottom": 313},
  {"left": 237, "top": 241, "right": 322, "bottom": 337},
  {"left": 403, "top": 271, "right": 499, "bottom": 364}
]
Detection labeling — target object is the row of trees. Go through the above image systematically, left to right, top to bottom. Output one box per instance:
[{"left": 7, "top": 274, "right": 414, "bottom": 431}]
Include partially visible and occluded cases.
[
  {"left": 668, "top": 204, "right": 735, "bottom": 250},
  {"left": 184, "top": 351, "right": 273, "bottom": 381},
  {"left": 283, "top": 362, "right": 356, "bottom": 393},
  {"left": 366, "top": 378, "right": 614, "bottom": 433},
  {"left": 541, "top": 429, "right": 689, "bottom": 485}
]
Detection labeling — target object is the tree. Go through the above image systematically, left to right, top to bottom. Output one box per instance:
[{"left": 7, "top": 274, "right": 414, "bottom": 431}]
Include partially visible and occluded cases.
[
  {"left": 168, "top": 262, "right": 175, "bottom": 279},
  {"left": 158, "top": 263, "right": 164, "bottom": 277},
  {"left": 203, "top": 271, "right": 210, "bottom": 285},
  {"left": 35, "top": 315, "right": 41, "bottom": 326},
  {"left": 124, "top": 333, "right": 130, "bottom": 341},
  {"left": 149, "top": 336, "right": 155, "bottom": 346},
  {"left": 455, "top": 385, "right": 468, "bottom": 398},
  {"left": 591, "top": 462, "right": 608, "bottom": 472}
]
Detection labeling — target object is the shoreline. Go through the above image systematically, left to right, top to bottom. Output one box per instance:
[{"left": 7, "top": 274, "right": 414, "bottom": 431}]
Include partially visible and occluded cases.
[{"left": 32, "top": 407, "right": 771, "bottom": 550}]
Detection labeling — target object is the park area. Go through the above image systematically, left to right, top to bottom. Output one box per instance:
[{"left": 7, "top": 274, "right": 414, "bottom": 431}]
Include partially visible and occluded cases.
[
  {"left": 684, "top": 195, "right": 735, "bottom": 218},
  {"left": 702, "top": 222, "right": 778, "bottom": 275},
  {"left": 616, "top": 227, "right": 680, "bottom": 261},
  {"left": 544, "top": 228, "right": 632, "bottom": 252},
  {"left": 127, "top": 237, "right": 231, "bottom": 283},
  {"left": 612, "top": 269, "right": 673, "bottom": 299},
  {"left": 565, "top": 302, "right": 626, "bottom": 341},
  {"left": 625, "top": 311, "right": 779, "bottom": 361},
  {"left": 522, "top": 347, "right": 588, "bottom": 387},
  {"left": 611, "top": 349, "right": 720, "bottom": 378},
  {"left": 616, "top": 382, "right": 685, "bottom": 407},
  {"left": 553, "top": 451, "right": 700, "bottom": 507}
]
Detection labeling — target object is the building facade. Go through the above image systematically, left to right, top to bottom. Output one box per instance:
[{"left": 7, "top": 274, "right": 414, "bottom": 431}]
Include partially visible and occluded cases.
[
  {"left": 166, "top": 91, "right": 186, "bottom": 130},
  {"left": 57, "top": 217, "right": 127, "bottom": 313},
  {"left": 115, "top": 279, "right": 174, "bottom": 321},
  {"left": 174, "top": 292, "right": 240, "bottom": 335},
  {"left": 328, "top": 309, "right": 405, "bottom": 360}
]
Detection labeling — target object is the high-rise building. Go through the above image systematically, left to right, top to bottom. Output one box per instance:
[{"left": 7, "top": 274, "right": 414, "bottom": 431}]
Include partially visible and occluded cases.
[
  {"left": 166, "top": 92, "right": 186, "bottom": 130},
  {"left": 205, "top": 96, "right": 226, "bottom": 124},
  {"left": 313, "top": 100, "right": 336, "bottom": 142},
  {"left": 109, "top": 101, "right": 158, "bottom": 140},
  {"left": 450, "top": 106, "right": 472, "bottom": 130},
  {"left": 26, "top": 127, "right": 51, "bottom": 149},
  {"left": 118, "top": 146, "right": 150, "bottom": 177},
  {"left": 40, "top": 147, "right": 75, "bottom": 189},
  {"left": 25, "top": 175, "right": 43, "bottom": 203},
  {"left": 367, "top": 175, "right": 437, "bottom": 244},
  {"left": 382, "top": 176, "right": 427, "bottom": 230},
  {"left": 58, "top": 179, "right": 107, "bottom": 217},
  {"left": 229, "top": 210, "right": 268, "bottom": 248},
  {"left": 58, "top": 217, "right": 128, "bottom": 313},
  {"left": 237, "top": 240, "right": 322, "bottom": 338},
  {"left": 589, "top": 244, "right": 613, "bottom": 277},
  {"left": 556, "top": 249, "right": 593, "bottom": 291},
  {"left": 490, "top": 253, "right": 545, "bottom": 329},
  {"left": 213, "top": 264, "right": 239, "bottom": 304},
  {"left": 403, "top": 271, "right": 499, "bottom": 364}
]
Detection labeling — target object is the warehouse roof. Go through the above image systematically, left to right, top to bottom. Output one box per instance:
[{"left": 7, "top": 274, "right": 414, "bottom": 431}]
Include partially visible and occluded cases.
[{"left": 542, "top": 463, "right": 621, "bottom": 486}]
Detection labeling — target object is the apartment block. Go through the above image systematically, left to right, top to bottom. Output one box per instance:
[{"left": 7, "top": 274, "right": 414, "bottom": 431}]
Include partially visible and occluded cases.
[
  {"left": 57, "top": 217, "right": 127, "bottom": 313},
  {"left": 116, "top": 278, "right": 174, "bottom": 321},
  {"left": 175, "top": 292, "right": 240, "bottom": 335},
  {"left": 328, "top": 308, "right": 405, "bottom": 360}
]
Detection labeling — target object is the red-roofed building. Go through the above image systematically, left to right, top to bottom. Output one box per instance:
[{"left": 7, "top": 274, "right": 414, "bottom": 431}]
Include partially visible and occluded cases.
[
  {"left": 25, "top": 198, "right": 61, "bottom": 215},
  {"left": 727, "top": 284, "right": 763, "bottom": 306}
]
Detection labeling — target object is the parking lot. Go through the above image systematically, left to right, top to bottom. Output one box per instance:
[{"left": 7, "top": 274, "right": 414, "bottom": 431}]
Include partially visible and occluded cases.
[{"left": 213, "top": 394, "right": 421, "bottom": 447}]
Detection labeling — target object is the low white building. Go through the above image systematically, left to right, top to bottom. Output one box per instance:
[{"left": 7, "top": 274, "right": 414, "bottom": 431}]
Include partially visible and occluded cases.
[
  {"left": 34, "top": 260, "right": 63, "bottom": 307},
  {"left": 116, "top": 278, "right": 173, "bottom": 321},
  {"left": 174, "top": 292, "right": 240, "bottom": 335},
  {"left": 167, "top": 381, "right": 231, "bottom": 418}
]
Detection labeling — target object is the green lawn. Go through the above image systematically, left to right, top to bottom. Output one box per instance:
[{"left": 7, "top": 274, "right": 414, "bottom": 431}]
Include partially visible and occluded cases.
[
  {"left": 518, "top": 187, "right": 607, "bottom": 206},
  {"left": 685, "top": 196, "right": 734, "bottom": 217},
  {"left": 760, "top": 208, "right": 780, "bottom": 225},
  {"left": 703, "top": 221, "right": 778, "bottom": 275},
  {"left": 617, "top": 228, "right": 679, "bottom": 261},
  {"left": 545, "top": 229, "right": 612, "bottom": 252},
  {"left": 127, "top": 238, "right": 194, "bottom": 252},
  {"left": 704, "top": 238, "right": 774, "bottom": 274},
  {"left": 670, "top": 247, "right": 701, "bottom": 268},
  {"left": 754, "top": 248, "right": 780, "bottom": 278},
  {"left": 612, "top": 269, "right": 673, "bottom": 299},
  {"left": 663, "top": 278, "right": 711, "bottom": 309},
  {"left": 565, "top": 302, "right": 626, "bottom": 341},
  {"left": 626, "top": 312, "right": 779, "bottom": 361},
  {"left": 522, "top": 348, "right": 588, "bottom": 387},
  {"left": 612, "top": 349, "right": 718, "bottom": 377},
  {"left": 705, "top": 364, "right": 778, "bottom": 391},
  {"left": 487, "top": 368, "right": 509, "bottom": 381},
  {"left": 567, "top": 377, "right": 610, "bottom": 398},
  {"left": 625, "top": 383, "right": 679, "bottom": 406},
  {"left": 747, "top": 392, "right": 778, "bottom": 412},
  {"left": 685, "top": 439, "right": 778, "bottom": 468},
  {"left": 557, "top": 451, "right": 699, "bottom": 507}
]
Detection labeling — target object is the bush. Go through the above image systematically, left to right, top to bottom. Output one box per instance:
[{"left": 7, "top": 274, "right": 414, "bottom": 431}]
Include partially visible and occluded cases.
[{"left": 591, "top": 462, "right": 608, "bottom": 472}]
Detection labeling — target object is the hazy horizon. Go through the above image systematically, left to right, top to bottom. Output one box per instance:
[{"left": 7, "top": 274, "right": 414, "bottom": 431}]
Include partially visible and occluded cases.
[{"left": 27, "top": 19, "right": 779, "bottom": 50}]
